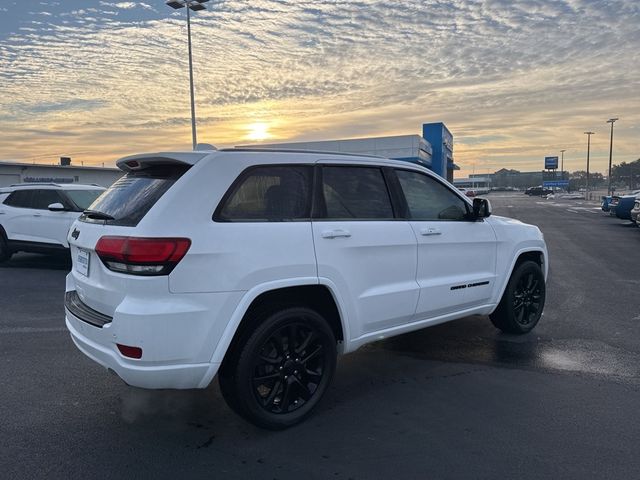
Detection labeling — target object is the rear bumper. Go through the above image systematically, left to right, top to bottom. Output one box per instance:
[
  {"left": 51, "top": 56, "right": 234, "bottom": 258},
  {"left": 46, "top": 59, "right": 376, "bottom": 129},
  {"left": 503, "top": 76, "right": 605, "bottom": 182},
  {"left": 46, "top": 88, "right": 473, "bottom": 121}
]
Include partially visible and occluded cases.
[
  {"left": 614, "top": 209, "right": 631, "bottom": 219},
  {"left": 66, "top": 310, "right": 219, "bottom": 389}
]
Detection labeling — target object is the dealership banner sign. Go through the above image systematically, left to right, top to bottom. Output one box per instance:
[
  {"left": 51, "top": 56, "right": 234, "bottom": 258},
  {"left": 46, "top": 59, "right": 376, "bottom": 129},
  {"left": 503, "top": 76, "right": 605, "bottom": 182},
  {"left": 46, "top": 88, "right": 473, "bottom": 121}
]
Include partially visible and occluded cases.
[
  {"left": 544, "top": 156, "right": 559, "bottom": 169},
  {"left": 23, "top": 176, "right": 74, "bottom": 183},
  {"left": 543, "top": 180, "right": 569, "bottom": 188}
]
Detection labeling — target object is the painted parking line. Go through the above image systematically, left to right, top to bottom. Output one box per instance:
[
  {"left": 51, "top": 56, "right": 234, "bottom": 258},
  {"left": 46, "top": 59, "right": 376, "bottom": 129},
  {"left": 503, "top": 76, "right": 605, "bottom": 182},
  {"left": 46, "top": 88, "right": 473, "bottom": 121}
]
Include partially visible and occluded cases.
[
  {"left": 571, "top": 206, "right": 602, "bottom": 214},
  {"left": 0, "top": 327, "right": 67, "bottom": 334}
]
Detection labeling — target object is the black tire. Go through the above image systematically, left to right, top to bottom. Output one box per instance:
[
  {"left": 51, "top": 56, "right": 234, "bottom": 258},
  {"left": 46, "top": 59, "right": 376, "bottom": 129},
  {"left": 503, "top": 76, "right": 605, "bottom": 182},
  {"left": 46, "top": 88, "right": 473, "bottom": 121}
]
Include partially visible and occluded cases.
[
  {"left": 0, "top": 233, "right": 12, "bottom": 263},
  {"left": 490, "top": 261, "right": 545, "bottom": 334},
  {"left": 219, "top": 306, "right": 337, "bottom": 430}
]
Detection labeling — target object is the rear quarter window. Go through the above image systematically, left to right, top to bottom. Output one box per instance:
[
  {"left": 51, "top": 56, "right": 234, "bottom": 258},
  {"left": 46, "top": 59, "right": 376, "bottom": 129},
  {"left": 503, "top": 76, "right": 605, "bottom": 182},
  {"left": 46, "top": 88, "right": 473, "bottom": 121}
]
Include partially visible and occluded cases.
[
  {"left": 80, "top": 164, "right": 189, "bottom": 226},
  {"left": 3, "top": 190, "right": 34, "bottom": 208}
]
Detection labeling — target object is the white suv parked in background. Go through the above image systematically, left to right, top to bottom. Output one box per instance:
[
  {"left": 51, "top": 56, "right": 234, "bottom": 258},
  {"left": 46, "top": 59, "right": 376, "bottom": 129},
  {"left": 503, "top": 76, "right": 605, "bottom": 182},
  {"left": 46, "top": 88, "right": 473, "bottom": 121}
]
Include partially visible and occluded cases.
[
  {"left": 65, "top": 149, "right": 548, "bottom": 429},
  {"left": 0, "top": 183, "right": 105, "bottom": 262}
]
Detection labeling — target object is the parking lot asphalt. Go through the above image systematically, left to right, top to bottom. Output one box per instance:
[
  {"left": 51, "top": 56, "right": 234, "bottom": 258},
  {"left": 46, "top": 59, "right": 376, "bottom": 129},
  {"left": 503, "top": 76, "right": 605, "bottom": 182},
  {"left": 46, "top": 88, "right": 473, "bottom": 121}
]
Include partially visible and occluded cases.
[{"left": 1, "top": 193, "right": 639, "bottom": 480}]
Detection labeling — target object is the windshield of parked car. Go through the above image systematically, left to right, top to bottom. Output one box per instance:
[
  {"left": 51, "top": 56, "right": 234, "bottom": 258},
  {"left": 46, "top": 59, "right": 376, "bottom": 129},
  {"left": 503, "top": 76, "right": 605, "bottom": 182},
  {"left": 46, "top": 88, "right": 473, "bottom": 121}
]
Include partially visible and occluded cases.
[{"left": 65, "top": 189, "right": 105, "bottom": 211}]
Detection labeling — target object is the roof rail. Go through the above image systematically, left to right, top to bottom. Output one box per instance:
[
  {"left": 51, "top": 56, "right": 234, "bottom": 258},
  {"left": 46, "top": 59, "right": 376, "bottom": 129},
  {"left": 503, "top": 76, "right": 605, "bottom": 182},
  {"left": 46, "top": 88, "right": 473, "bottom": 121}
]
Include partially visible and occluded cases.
[
  {"left": 220, "top": 147, "right": 386, "bottom": 159},
  {"left": 9, "top": 182, "right": 62, "bottom": 187}
]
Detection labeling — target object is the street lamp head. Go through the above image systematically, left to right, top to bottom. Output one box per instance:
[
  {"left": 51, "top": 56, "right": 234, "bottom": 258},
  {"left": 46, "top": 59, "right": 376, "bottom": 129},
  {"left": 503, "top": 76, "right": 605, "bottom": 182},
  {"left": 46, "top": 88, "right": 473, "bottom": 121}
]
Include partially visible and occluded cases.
[
  {"left": 166, "top": 0, "right": 208, "bottom": 10},
  {"left": 166, "top": 1, "right": 185, "bottom": 9},
  {"left": 606, "top": 118, "right": 618, "bottom": 124},
  {"left": 584, "top": 131, "right": 594, "bottom": 135}
]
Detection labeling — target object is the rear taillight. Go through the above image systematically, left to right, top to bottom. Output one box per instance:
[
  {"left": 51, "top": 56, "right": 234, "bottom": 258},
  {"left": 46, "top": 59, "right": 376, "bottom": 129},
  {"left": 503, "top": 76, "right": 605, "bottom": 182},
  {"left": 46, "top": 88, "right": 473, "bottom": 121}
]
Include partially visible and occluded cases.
[{"left": 95, "top": 236, "right": 191, "bottom": 276}]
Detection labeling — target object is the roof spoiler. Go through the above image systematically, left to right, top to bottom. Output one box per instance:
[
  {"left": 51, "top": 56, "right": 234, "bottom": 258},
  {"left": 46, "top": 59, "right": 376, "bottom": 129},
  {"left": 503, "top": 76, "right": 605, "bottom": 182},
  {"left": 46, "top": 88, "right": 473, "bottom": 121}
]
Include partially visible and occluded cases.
[{"left": 116, "top": 151, "right": 211, "bottom": 172}]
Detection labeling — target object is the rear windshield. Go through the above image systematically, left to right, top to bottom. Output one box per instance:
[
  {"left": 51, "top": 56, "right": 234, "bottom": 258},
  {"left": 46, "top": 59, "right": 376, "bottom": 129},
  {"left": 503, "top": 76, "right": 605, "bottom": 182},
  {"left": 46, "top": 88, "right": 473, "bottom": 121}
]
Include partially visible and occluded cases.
[
  {"left": 80, "top": 164, "right": 190, "bottom": 226},
  {"left": 65, "top": 189, "right": 105, "bottom": 211}
]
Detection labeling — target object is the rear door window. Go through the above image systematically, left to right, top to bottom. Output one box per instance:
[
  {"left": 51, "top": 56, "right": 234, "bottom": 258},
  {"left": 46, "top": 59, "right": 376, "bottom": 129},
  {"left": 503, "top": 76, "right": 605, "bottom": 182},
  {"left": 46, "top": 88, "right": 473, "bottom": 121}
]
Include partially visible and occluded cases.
[
  {"left": 80, "top": 164, "right": 189, "bottom": 226},
  {"left": 215, "top": 165, "right": 312, "bottom": 221},
  {"left": 319, "top": 166, "right": 394, "bottom": 220}
]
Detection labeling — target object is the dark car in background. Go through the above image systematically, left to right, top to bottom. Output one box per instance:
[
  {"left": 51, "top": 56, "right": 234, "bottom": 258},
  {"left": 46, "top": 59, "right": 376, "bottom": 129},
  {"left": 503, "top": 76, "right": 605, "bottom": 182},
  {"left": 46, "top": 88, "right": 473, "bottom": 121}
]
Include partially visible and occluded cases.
[
  {"left": 525, "top": 186, "right": 553, "bottom": 196},
  {"left": 609, "top": 191, "right": 640, "bottom": 220}
]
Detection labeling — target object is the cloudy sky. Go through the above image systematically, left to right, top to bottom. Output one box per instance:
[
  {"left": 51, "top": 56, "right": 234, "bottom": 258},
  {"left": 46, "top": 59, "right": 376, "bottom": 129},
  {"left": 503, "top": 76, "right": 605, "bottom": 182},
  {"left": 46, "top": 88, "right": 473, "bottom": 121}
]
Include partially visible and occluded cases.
[{"left": 1, "top": 0, "right": 638, "bottom": 176}]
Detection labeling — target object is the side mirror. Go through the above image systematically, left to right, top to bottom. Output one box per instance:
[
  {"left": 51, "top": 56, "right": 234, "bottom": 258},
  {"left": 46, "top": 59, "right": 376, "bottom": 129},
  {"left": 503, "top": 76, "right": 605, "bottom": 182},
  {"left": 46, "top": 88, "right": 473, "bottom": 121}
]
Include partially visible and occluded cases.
[
  {"left": 472, "top": 198, "right": 491, "bottom": 220},
  {"left": 48, "top": 202, "right": 66, "bottom": 212}
]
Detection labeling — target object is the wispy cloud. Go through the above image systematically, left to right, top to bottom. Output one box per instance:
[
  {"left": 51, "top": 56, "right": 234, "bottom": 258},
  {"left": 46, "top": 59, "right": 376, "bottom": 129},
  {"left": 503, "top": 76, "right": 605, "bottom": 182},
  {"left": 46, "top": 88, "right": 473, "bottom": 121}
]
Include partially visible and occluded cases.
[
  {"left": 0, "top": 0, "right": 638, "bottom": 174},
  {"left": 98, "top": 1, "right": 155, "bottom": 11},
  {"left": 99, "top": 2, "right": 138, "bottom": 9}
]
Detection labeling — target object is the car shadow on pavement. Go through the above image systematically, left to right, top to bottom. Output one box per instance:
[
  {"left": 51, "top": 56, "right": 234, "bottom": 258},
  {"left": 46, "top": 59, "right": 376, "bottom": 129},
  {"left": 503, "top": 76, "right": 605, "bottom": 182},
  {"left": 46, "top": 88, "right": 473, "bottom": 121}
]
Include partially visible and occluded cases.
[
  {"left": 0, "top": 252, "right": 71, "bottom": 271},
  {"left": 105, "top": 317, "right": 515, "bottom": 438}
]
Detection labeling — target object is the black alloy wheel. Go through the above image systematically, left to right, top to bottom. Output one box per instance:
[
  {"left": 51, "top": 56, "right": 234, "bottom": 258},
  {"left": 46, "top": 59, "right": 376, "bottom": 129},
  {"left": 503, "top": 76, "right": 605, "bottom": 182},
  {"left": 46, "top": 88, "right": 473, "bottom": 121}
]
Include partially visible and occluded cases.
[
  {"left": 490, "top": 260, "right": 546, "bottom": 334},
  {"left": 512, "top": 270, "right": 543, "bottom": 327},
  {"left": 219, "top": 307, "right": 337, "bottom": 430},
  {"left": 252, "top": 322, "right": 326, "bottom": 414}
]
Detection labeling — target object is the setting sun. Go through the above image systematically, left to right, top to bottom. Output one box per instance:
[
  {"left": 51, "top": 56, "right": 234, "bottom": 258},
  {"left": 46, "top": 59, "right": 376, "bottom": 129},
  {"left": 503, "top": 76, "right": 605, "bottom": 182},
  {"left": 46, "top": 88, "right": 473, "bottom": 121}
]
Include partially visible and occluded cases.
[{"left": 246, "top": 122, "right": 270, "bottom": 141}]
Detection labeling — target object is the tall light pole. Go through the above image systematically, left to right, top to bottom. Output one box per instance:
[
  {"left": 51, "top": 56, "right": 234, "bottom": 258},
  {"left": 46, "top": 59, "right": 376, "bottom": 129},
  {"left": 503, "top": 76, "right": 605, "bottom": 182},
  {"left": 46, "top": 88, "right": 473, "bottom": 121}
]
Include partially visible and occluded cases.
[
  {"left": 166, "top": 0, "right": 209, "bottom": 150},
  {"left": 606, "top": 118, "right": 618, "bottom": 196},
  {"left": 584, "top": 131, "right": 594, "bottom": 199},
  {"left": 560, "top": 149, "right": 566, "bottom": 181}
]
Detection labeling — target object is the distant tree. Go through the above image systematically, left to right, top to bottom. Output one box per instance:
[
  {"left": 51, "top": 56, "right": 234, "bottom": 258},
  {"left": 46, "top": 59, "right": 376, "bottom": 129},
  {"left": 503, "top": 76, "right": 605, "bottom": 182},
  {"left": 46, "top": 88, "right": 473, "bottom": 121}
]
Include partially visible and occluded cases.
[
  {"left": 611, "top": 159, "right": 640, "bottom": 189},
  {"left": 569, "top": 171, "right": 604, "bottom": 190}
]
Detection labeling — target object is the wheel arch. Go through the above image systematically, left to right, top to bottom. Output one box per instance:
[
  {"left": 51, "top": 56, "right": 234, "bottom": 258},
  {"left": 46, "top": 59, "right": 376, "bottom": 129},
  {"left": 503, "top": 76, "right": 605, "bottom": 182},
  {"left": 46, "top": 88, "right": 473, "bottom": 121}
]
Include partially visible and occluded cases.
[
  {"left": 492, "top": 248, "right": 547, "bottom": 309},
  {"left": 204, "top": 280, "right": 347, "bottom": 386}
]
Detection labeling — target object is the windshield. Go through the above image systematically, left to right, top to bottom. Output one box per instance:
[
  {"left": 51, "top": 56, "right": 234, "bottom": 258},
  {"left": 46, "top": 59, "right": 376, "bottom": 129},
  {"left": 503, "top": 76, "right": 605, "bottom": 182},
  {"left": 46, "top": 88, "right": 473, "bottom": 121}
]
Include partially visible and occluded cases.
[{"left": 65, "top": 189, "right": 105, "bottom": 211}]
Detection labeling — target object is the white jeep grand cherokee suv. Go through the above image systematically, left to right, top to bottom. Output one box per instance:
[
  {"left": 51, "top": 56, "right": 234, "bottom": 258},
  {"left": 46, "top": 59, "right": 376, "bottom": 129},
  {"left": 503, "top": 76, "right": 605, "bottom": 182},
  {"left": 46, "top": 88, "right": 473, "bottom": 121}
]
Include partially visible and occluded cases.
[
  {"left": 65, "top": 148, "right": 547, "bottom": 429},
  {"left": 0, "top": 183, "right": 105, "bottom": 261}
]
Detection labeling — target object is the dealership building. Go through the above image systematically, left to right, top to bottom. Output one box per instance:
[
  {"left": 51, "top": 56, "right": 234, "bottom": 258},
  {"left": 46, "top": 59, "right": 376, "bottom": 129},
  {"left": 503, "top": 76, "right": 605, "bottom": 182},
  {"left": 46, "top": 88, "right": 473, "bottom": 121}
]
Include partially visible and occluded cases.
[{"left": 243, "top": 122, "right": 460, "bottom": 182}]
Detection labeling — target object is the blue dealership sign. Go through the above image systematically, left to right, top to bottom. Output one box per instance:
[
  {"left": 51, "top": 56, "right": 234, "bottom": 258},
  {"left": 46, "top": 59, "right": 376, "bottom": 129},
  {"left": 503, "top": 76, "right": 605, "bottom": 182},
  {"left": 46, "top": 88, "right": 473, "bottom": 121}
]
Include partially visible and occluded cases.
[
  {"left": 544, "top": 156, "right": 559, "bottom": 169},
  {"left": 543, "top": 180, "right": 569, "bottom": 188}
]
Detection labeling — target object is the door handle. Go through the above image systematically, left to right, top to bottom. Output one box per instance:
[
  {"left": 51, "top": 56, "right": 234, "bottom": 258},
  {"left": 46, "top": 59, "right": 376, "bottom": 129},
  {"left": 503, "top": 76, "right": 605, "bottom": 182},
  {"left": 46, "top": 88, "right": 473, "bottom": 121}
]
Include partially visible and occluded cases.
[
  {"left": 33, "top": 214, "right": 42, "bottom": 217},
  {"left": 420, "top": 227, "right": 442, "bottom": 236},
  {"left": 321, "top": 229, "right": 351, "bottom": 239}
]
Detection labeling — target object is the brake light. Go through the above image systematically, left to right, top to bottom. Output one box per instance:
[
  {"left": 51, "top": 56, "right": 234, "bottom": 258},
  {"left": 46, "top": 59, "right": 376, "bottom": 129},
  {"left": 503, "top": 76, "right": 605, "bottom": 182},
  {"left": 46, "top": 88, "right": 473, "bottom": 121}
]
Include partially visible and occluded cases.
[{"left": 95, "top": 236, "right": 191, "bottom": 276}]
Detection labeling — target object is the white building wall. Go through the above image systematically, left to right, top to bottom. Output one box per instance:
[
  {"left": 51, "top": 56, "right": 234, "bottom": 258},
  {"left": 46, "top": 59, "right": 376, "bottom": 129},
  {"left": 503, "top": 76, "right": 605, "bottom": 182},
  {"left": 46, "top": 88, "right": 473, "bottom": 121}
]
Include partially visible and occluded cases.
[
  {"left": 239, "top": 134, "right": 432, "bottom": 163},
  {"left": 0, "top": 162, "right": 122, "bottom": 188}
]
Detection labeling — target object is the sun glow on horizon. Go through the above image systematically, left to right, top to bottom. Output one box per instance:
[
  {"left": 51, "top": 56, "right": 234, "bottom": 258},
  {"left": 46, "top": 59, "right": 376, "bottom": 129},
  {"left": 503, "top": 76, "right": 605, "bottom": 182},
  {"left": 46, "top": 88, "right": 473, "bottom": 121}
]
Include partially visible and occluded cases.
[{"left": 246, "top": 122, "right": 271, "bottom": 141}]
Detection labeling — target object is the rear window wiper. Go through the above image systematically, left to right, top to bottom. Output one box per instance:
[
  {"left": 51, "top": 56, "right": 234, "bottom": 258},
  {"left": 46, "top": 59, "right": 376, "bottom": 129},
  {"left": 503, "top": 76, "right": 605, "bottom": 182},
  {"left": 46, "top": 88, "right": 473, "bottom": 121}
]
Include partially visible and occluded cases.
[{"left": 83, "top": 209, "right": 115, "bottom": 220}]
